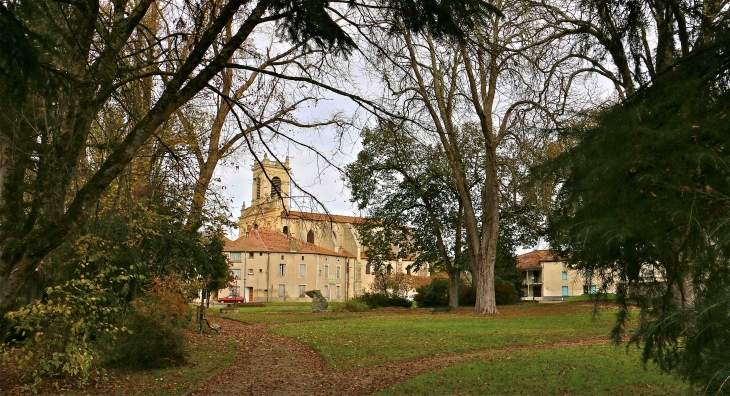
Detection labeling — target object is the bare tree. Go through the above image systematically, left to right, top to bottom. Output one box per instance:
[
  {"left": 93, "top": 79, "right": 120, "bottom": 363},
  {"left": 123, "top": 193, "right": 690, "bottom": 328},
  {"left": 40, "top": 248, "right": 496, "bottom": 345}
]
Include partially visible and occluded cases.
[
  {"left": 0, "top": 0, "right": 495, "bottom": 319},
  {"left": 359, "top": 0, "right": 584, "bottom": 313},
  {"left": 177, "top": 26, "right": 346, "bottom": 230}
]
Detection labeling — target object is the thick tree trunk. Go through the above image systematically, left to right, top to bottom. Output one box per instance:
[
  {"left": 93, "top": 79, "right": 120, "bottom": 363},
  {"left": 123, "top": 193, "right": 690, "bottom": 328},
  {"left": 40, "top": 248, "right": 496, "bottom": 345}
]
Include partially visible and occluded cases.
[
  {"left": 473, "top": 155, "right": 499, "bottom": 314},
  {"left": 188, "top": 158, "right": 218, "bottom": 230},
  {"left": 448, "top": 269, "right": 460, "bottom": 309}
]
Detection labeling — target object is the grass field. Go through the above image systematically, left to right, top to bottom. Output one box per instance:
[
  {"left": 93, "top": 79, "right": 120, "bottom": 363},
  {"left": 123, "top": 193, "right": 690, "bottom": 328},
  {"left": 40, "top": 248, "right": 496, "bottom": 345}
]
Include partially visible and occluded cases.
[
  {"left": 217, "top": 301, "right": 685, "bottom": 394},
  {"left": 270, "top": 303, "right": 618, "bottom": 370},
  {"left": 376, "top": 344, "right": 686, "bottom": 395}
]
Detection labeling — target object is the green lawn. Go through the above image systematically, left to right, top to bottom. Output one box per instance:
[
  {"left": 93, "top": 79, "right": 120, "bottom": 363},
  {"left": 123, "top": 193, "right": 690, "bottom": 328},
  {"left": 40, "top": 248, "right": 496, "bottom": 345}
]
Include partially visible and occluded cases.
[
  {"left": 219, "top": 302, "right": 685, "bottom": 394},
  {"left": 270, "top": 303, "right": 619, "bottom": 370},
  {"left": 220, "top": 311, "right": 352, "bottom": 324},
  {"left": 376, "top": 344, "right": 687, "bottom": 395}
]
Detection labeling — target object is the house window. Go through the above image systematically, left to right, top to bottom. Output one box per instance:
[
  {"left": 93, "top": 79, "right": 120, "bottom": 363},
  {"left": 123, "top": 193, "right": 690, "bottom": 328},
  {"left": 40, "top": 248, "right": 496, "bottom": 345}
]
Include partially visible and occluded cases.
[
  {"left": 283, "top": 225, "right": 289, "bottom": 234},
  {"left": 307, "top": 230, "right": 315, "bottom": 244},
  {"left": 230, "top": 252, "right": 241, "bottom": 262},
  {"left": 249, "top": 252, "right": 254, "bottom": 258},
  {"left": 259, "top": 252, "right": 263, "bottom": 256},
  {"left": 281, "top": 254, "right": 284, "bottom": 260},
  {"left": 301, "top": 255, "right": 304, "bottom": 261},
  {"left": 366, "top": 263, "right": 371, "bottom": 275},
  {"left": 278, "top": 264, "right": 286, "bottom": 277},
  {"left": 299, "top": 264, "right": 306, "bottom": 277},
  {"left": 386, "top": 264, "right": 393, "bottom": 274},
  {"left": 324, "top": 265, "right": 329, "bottom": 278},
  {"left": 336, "top": 266, "right": 341, "bottom": 279},
  {"left": 407, "top": 266, "right": 411, "bottom": 275},
  {"left": 231, "top": 269, "right": 241, "bottom": 279},
  {"left": 248, "top": 269, "right": 254, "bottom": 275},
  {"left": 259, "top": 269, "right": 263, "bottom": 273},
  {"left": 562, "top": 271, "right": 568, "bottom": 280},
  {"left": 278, "top": 284, "right": 285, "bottom": 297},
  {"left": 299, "top": 285, "right": 306, "bottom": 298},
  {"left": 323, "top": 285, "right": 329, "bottom": 298},
  {"left": 336, "top": 285, "right": 341, "bottom": 298},
  {"left": 590, "top": 285, "right": 597, "bottom": 294},
  {"left": 229, "top": 286, "right": 240, "bottom": 297},
  {"left": 562, "top": 286, "right": 569, "bottom": 296}
]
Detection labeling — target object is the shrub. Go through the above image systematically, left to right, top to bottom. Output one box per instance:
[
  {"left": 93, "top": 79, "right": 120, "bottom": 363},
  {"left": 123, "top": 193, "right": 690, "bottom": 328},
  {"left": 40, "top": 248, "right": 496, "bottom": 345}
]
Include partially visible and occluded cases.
[
  {"left": 1, "top": 277, "right": 120, "bottom": 390},
  {"left": 103, "top": 277, "right": 192, "bottom": 369},
  {"left": 416, "top": 277, "right": 519, "bottom": 307},
  {"left": 414, "top": 278, "right": 449, "bottom": 307},
  {"left": 495, "top": 278, "right": 520, "bottom": 305},
  {"left": 459, "top": 286, "right": 477, "bottom": 305},
  {"left": 357, "top": 293, "right": 412, "bottom": 309},
  {"left": 330, "top": 299, "right": 371, "bottom": 312}
]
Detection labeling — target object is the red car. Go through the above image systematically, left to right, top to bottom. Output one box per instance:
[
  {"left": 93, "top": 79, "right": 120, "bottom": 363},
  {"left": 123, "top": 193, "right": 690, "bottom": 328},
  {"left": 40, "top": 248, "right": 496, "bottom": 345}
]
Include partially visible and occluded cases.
[{"left": 217, "top": 295, "right": 245, "bottom": 303}]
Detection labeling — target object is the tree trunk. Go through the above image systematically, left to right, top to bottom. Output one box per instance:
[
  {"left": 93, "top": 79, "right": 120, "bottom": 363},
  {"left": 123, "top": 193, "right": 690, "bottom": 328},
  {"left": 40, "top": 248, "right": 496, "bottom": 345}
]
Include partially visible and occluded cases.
[
  {"left": 473, "top": 149, "right": 500, "bottom": 314},
  {"left": 448, "top": 269, "right": 460, "bottom": 309}
]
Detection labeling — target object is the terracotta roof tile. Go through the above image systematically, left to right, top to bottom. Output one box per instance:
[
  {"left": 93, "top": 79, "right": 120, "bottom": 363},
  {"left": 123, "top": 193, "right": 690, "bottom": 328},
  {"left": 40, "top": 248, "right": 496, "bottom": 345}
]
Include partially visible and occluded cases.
[
  {"left": 225, "top": 228, "right": 347, "bottom": 257},
  {"left": 516, "top": 250, "right": 562, "bottom": 269}
]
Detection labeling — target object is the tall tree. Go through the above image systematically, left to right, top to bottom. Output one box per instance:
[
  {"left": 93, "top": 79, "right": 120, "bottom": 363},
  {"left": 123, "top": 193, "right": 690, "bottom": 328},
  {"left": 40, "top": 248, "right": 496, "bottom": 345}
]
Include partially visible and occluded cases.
[
  {"left": 0, "top": 0, "right": 498, "bottom": 318},
  {"left": 360, "top": 0, "right": 578, "bottom": 313},
  {"left": 347, "top": 122, "right": 468, "bottom": 308}
]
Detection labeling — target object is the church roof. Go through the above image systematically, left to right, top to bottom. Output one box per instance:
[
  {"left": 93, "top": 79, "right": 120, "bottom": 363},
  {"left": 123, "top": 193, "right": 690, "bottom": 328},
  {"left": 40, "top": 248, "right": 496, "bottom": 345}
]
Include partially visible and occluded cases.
[
  {"left": 281, "top": 210, "right": 367, "bottom": 224},
  {"left": 224, "top": 228, "right": 352, "bottom": 257},
  {"left": 516, "top": 250, "right": 563, "bottom": 269}
]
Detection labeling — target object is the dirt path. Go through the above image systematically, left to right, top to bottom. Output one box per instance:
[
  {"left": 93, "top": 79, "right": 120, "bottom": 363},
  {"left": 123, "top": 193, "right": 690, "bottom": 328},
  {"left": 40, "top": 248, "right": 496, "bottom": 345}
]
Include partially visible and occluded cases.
[{"left": 188, "top": 318, "right": 613, "bottom": 396}]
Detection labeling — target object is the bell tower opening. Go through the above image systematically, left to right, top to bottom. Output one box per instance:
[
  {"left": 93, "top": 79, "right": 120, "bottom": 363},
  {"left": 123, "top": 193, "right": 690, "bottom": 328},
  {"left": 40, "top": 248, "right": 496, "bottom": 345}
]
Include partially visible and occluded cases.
[
  {"left": 249, "top": 154, "right": 291, "bottom": 209},
  {"left": 271, "top": 176, "right": 282, "bottom": 198}
]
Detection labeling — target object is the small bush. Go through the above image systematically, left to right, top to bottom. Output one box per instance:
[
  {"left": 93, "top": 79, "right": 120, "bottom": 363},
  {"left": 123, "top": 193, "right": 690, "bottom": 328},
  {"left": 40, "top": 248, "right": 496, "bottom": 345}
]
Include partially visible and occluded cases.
[
  {"left": 103, "top": 277, "right": 192, "bottom": 369},
  {"left": 1, "top": 278, "right": 119, "bottom": 390},
  {"left": 414, "top": 278, "right": 449, "bottom": 307},
  {"left": 495, "top": 279, "right": 520, "bottom": 305},
  {"left": 357, "top": 293, "right": 412, "bottom": 309},
  {"left": 330, "top": 299, "right": 371, "bottom": 312}
]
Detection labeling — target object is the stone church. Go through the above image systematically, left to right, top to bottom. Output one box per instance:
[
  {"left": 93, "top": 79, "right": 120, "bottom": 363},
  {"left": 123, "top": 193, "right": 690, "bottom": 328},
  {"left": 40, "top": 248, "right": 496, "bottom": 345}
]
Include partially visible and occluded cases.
[{"left": 219, "top": 155, "right": 428, "bottom": 303}]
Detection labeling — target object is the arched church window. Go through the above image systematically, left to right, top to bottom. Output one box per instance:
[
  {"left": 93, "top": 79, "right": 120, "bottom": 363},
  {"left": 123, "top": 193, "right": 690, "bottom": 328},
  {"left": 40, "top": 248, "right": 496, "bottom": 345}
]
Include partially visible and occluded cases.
[
  {"left": 271, "top": 176, "right": 282, "bottom": 197},
  {"left": 256, "top": 177, "right": 261, "bottom": 199},
  {"left": 253, "top": 223, "right": 258, "bottom": 229},
  {"left": 283, "top": 226, "right": 289, "bottom": 234},
  {"left": 307, "top": 230, "right": 314, "bottom": 244}
]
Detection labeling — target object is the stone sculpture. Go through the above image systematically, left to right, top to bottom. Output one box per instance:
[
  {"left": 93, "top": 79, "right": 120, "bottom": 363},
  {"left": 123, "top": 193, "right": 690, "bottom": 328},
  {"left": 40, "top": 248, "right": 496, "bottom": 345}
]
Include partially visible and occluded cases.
[{"left": 305, "top": 290, "right": 328, "bottom": 313}]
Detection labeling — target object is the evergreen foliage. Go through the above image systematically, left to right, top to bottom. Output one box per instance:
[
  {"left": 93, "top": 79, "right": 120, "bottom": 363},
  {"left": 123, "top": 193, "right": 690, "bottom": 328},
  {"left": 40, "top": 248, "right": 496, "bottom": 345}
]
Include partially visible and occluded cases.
[{"left": 541, "top": 36, "right": 730, "bottom": 394}]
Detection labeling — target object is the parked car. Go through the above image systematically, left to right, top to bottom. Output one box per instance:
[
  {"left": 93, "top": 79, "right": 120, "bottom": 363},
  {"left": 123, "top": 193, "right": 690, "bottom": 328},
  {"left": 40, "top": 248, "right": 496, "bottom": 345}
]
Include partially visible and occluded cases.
[{"left": 217, "top": 295, "right": 245, "bottom": 304}]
